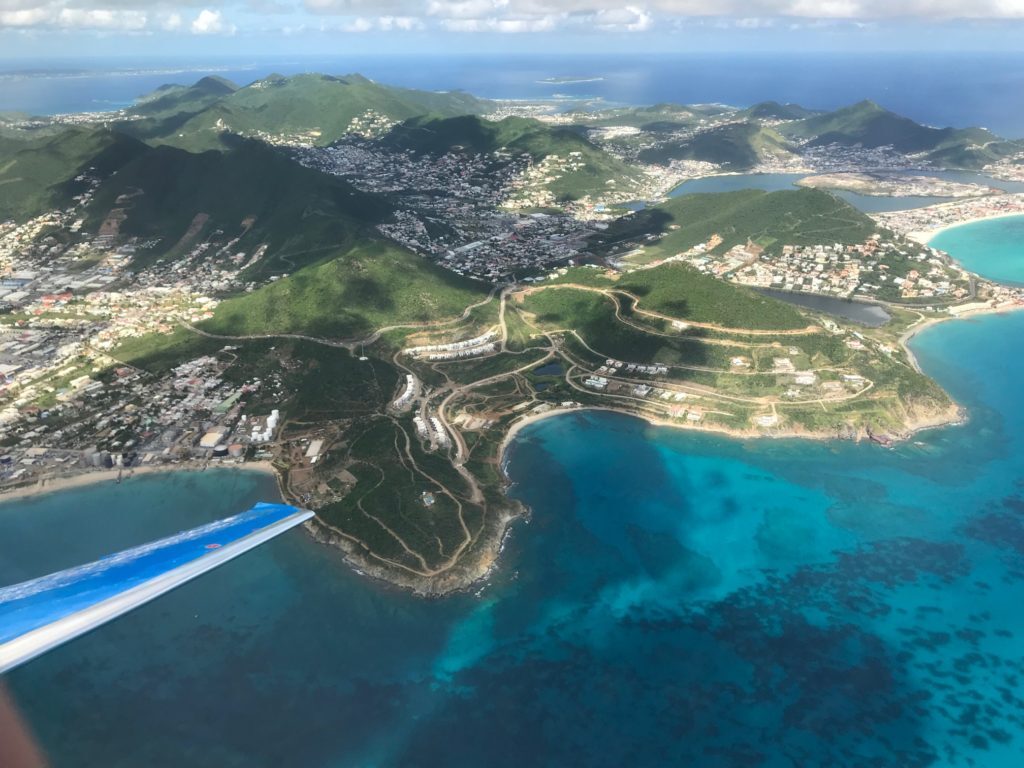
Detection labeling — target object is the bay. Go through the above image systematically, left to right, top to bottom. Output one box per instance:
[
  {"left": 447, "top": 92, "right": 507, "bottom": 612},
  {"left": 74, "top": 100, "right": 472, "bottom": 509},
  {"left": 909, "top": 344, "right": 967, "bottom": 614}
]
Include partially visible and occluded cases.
[
  {"left": 5, "top": 50, "right": 1024, "bottom": 768},
  {"left": 930, "top": 215, "right": 1024, "bottom": 286},
  {"left": 2, "top": 306, "right": 1024, "bottom": 764}
]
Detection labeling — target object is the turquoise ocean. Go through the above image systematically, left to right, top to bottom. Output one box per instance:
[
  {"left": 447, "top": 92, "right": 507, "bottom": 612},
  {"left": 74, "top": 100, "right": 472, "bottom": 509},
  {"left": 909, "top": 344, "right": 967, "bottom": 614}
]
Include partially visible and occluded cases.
[
  {"left": 931, "top": 215, "right": 1024, "bottom": 285},
  {"left": 2, "top": 221, "right": 1024, "bottom": 765}
]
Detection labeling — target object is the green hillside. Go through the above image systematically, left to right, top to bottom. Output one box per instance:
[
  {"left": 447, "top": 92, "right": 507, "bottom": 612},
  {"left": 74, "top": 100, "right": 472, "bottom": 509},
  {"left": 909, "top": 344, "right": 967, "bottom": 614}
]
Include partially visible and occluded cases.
[
  {"left": 143, "top": 73, "right": 492, "bottom": 151},
  {"left": 130, "top": 76, "right": 238, "bottom": 119},
  {"left": 118, "top": 77, "right": 243, "bottom": 146},
  {"left": 779, "top": 100, "right": 1021, "bottom": 166},
  {"left": 740, "top": 101, "right": 819, "bottom": 121},
  {"left": 576, "top": 103, "right": 721, "bottom": 131},
  {"left": 0, "top": 111, "right": 32, "bottom": 123},
  {"left": 382, "top": 114, "right": 644, "bottom": 201},
  {"left": 382, "top": 114, "right": 575, "bottom": 156},
  {"left": 638, "top": 122, "right": 795, "bottom": 169},
  {"left": 0, "top": 127, "right": 148, "bottom": 221},
  {"left": 84, "top": 138, "right": 391, "bottom": 272},
  {"left": 925, "top": 139, "right": 1024, "bottom": 169},
  {"left": 594, "top": 188, "right": 879, "bottom": 259},
  {"left": 202, "top": 239, "right": 485, "bottom": 339},
  {"left": 619, "top": 263, "right": 807, "bottom": 330}
]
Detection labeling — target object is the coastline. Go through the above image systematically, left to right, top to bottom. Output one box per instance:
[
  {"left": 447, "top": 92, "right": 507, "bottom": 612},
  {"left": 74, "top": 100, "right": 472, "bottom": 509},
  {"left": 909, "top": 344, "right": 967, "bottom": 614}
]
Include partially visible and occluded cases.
[
  {"left": 907, "top": 210, "right": 1024, "bottom": 244},
  {"left": 899, "top": 300, "right": 1024, "bottom": 373},
  {"left": 498, "top": 301, "right": 1024, "bottom": 468},
  {"left": 7, "top": 303, "right": 1020, "bottom": 599},
  {"left": 498, "top": 400, "right": 958, "bottom": 472},
  {"left": 0, "top": 460, "right": 279, "bottom": 505}
]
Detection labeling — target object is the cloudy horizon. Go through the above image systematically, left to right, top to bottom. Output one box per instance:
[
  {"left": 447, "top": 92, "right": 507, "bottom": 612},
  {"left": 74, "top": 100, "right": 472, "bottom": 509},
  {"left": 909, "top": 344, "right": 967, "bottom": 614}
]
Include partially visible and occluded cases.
[{"left": 2, "top": 1, "right": 1024, "bottom": 58}]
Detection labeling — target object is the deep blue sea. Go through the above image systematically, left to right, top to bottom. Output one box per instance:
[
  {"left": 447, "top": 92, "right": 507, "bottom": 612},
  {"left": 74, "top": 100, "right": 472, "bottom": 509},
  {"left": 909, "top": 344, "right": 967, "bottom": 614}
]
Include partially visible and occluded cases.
[
  {"left": 3, "top": 54, "right": 1024, "bottom": 137},
  {"left": 3, "top": 220, "right": 1024, "bottom": 765}
]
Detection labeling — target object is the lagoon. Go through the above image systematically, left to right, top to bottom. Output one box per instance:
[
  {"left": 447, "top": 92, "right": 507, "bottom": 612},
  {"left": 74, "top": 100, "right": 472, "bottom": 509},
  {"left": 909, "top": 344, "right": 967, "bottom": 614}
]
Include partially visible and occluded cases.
[{"left": 757, "top": 288, "right": 891, "bottom": 326}]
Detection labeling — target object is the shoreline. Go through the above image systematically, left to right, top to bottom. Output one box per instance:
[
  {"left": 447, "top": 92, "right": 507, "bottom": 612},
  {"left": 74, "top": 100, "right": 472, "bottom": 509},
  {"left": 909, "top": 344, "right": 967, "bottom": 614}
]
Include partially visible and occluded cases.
[
  {"left": 907, "top": 210, "right": 1024, "bottom": 244},
  {"left": 499, "top": 300, "right": 1024, "bottom": 468},
  {"left": 899, "top": 300, "right": 1024, "bottom": 372},
  {"left": 7, "top": 301, "right": 1022, "bottom": 598},
  {"left": 496, "top": 399, "right": 951, "bottom": 477},
  {"left": 0, "top": 460, "right": 279, "bottom": 505}
]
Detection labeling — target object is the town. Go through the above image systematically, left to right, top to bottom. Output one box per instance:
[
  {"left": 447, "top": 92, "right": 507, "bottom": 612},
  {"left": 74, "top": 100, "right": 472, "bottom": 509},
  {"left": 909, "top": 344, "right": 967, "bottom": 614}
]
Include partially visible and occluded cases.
[
  {"left": 2, "top": 89, "right": 1024, "bottom": 496},
  {"left": 674, "top": 236, "right": 973, "bottom": 302}
]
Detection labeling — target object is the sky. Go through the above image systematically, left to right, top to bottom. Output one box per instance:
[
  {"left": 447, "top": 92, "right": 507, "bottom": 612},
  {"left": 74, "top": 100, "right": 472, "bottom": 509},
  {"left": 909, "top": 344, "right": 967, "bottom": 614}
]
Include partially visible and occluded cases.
[{"left": 2, "top": 0, "right": 1024, "bottom": 59}]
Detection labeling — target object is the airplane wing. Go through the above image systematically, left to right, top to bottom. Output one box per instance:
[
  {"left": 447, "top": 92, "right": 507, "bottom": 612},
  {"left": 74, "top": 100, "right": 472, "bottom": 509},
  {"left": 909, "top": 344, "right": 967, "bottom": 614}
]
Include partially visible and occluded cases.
[{"left": 0, "top": 502, "right": 313, "bottom": 675}]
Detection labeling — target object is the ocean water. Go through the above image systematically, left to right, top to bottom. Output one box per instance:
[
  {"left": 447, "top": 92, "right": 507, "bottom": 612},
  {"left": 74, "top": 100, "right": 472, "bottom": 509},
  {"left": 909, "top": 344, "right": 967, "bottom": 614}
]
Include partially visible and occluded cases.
[
  {"left": 3, "top": 53, "right": 1024, "bottom": 137},
  {"left": 930, "top": 215, "right": 1024, "bottom": 285},
  {"left": 6, "top": 224, "right": 1024, "bottom": 765},
  {"left": 3, "top": 303, "right": 1024, "bottom": 764}
]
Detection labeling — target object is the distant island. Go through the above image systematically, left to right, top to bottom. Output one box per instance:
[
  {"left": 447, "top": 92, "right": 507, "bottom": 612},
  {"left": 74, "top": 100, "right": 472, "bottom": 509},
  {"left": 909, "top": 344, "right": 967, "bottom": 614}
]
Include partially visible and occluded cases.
[
  {"left": 1, "top": 72, "right": 1023, "bottom": 593},
  {"left": 537, "top": 76, "right": 606, "bottom": 85}
]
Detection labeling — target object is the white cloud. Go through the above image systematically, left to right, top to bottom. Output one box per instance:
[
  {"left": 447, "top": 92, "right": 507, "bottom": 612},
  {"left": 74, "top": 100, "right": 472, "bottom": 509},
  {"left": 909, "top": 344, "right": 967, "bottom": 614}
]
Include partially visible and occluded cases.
[
  {"left": 4, "top": 0, "right": 1024, "bottom": 37},
  {"left": 304, "top": 0, "right": 415, "bottom": 13},
  {"left": 351, "top": 0, "right": 1024, "bottom": 20},
  {"left": 426, "top": 0, "right": 508, "bottom": 18},
  {"left": 648, "top": 0, "right": 1024, "bottom": 18},
  {"left": 0, "top": 2, "right": 155, "bottom": 30},
  {"left": 595, "top": 5, "right": 652, "bottom": 30},
  {"left": 0, "top": 7, "right": 50, "bottom": 26},
  {"left": 57, "top": 7, "right": 148, "bottom": 28},
  {"left": 190, "top": 8, "right": 234, "bottom": 34},
  {"left": 439, "top": 12, "right": 559, "bottom": 31},
  {"left": 340, "top": 13, "right": 422, "bottom": 30},
  {"left": 341, "top": 14, "right": 372, "bottom": 30},
  {"left": 378, "top": 14, "right": 422, "bottom": 29},
  {"left": 734, "top": 16, "right": 774, "bottom": 27}
]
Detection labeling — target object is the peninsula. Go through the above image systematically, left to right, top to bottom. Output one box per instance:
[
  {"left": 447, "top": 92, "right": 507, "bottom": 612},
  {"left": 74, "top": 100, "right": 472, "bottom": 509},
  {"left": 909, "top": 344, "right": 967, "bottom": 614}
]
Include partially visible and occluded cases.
[{"left": 2, "top": 73, "right": 1023, "bottom": 594}]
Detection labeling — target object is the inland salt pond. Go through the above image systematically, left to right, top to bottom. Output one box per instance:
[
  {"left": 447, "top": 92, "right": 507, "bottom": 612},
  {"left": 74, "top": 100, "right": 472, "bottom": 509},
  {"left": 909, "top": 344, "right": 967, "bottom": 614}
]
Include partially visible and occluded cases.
[
  {"left": 757, "top": 288, "right": 891, "bottom": 326},
  {"left": 6, "top": 316, "right": 1024, "bottom": 763},
  {"left": 533, "top": 361, "right": 564, "bottom": 376}
]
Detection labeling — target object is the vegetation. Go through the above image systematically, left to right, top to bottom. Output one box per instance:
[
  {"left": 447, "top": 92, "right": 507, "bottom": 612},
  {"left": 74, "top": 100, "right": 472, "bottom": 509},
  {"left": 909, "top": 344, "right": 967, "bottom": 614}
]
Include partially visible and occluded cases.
[
  {"left": 132, "top": 73, "right": 492, "bottom": 151},
  {"left": 129, "top": 76, "right": 238, "bottom": 120},
  {"left": 4, "top": 82, "right": 977, "bottom": 597},
  {"left": 779, "top": 100, "right": 1024, "bottom": 167},
  {"left": 739, "top": 101, "right": 820, "bottom": 121},
  {"left": 575, "top": 102, "right": 729, "bottom": 131},
  {"left": 381, "top": 114, "right": 644, "bottom": 201},
  {"left": 639, "top": 122, "right": 794, "bottom": 170},
  {"left": 0, "top": 127, "right": 147, "bottom": 221},
  {"left": 83, "top": 137, "right": 391, "bottom": 270},
  {"left": 594, "top": 188, "right": 879, "bottom": 260},
  {"left": 202, "top": 240, "right": 486, "bottom": 339},
  {"left": 618, "top": 263, "right": 808, "bottom": 330},
  {"left": 520, "top": 288, "right": 714, "bottom": 367},
  {"left": 114, "top": 327, "right": 228, "bottom": 373},
  {"left": 317, "top": 417, "right": 483, "bottom": 575}
]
